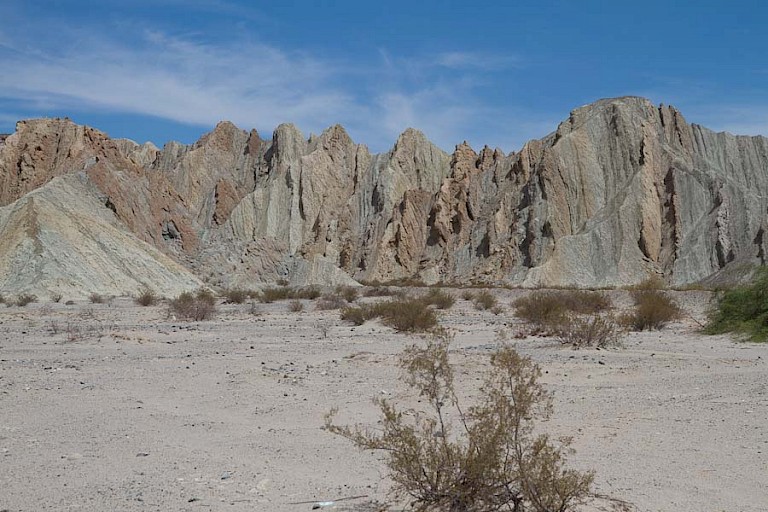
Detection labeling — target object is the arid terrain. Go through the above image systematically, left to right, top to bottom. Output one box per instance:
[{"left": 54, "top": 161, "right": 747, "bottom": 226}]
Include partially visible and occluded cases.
[{"left": 1, "top": 288, "right": 766, "bottom": 512}]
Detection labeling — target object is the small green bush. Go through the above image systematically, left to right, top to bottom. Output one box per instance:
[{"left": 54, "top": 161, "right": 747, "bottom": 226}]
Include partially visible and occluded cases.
[
  {"left": 705, "top": 269, "right": 768, "bottom": 341},
  {"left": 623, "top": 289, "right": 681, "bottom": 331},
  {"left": 473, "top": 290, "right": 498, "bottom": 310}
]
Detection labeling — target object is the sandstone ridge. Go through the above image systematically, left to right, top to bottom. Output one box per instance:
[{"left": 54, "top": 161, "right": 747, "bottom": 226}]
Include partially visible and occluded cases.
[{"left": 1, "top": 96, "right": 766, "bottom": 297}]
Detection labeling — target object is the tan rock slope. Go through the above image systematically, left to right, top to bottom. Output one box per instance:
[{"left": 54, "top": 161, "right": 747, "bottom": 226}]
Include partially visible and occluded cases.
[{"left": 1, "top": 96, "right": 766, "bottom": 296}]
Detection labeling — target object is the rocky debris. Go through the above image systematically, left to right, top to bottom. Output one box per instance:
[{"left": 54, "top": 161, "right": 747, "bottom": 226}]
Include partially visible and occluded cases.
[{"left": 1, "top": 97, "right": 767, "bottom": 296}]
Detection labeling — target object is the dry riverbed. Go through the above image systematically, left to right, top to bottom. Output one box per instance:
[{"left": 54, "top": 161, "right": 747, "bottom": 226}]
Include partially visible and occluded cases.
[{"left": 0, "top": 290, "right": 766, "bottom": 511}]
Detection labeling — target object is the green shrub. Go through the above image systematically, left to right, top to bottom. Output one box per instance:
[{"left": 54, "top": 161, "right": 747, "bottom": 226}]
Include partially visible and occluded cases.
[
  {"left": 705, "top": 269, "right": 768, "bottom": 341},
  {"left": 259, "top": 286, "right": 292, "bottom": 303},
  {"left": 135, "top": 287, "right": 158, "bottom": 306},
  {"left": 420, "top": 288, "right": 455, "bottom": 309},
  {"left": 623, "top": 289, "right": 681, "bottom": 331},
  {"left": 473, "top": 290, "right": 498, "bottom": 310},
  {"left": 514, "top": 292, "right": 566, "bottom": 327},
  {"left": 326, "top": 333, "right": 594, "bottom": 512}
]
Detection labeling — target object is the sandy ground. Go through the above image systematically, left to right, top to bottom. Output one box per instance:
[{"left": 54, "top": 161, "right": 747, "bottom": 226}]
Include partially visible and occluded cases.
[{"left": 0, "top": 289, "right": 766, "bottom": 512}]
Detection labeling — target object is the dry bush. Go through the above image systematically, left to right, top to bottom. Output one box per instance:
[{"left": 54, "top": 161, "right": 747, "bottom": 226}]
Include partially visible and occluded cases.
[
  {"left": 276, "top": 278, "right": 289, "bottom": 286},
  {"left": 260, "top": 285, "right": 321, "bottom": 303},
  {"left": 335, "top": 285, "right": 359, "bottom": 303},
  {"left": 293, "top": 286, "right": 322, "bottom": 300},
  {"left": 363, "top": 286, "right": 397, "bottom": 297},
  {"left": 135, "top": 287, "right": 158, "bottom": 306},
  {"left": 222, "top": 288, "right": 249, "bottom": 304},
  {"left": 420, "top": 288, "right": 455, "bottom": 309},
  {"left": 623, "top": 289, "right": 681, "bottom": 331},
  {"left": 169, "top": 290, "right": 217, "bottom": 321},
  {"left": 461, "top": 290, "right": 475, "bottom": 301},
  {"left": 473, "top": 290, "right": 498, "bottom": 310},
  {"left": 557, "top": 290, "right": 611, "bottom": 314},
  {"left": 514, "top": 292, "right": 567, "bottom": 327},
  {"left": 50, "top": 293, "right": 63, "bottom": 303},
  {"left": 89, "top": 293, "right": 105, "bottom": 304},
  {"left": 14, "top": 294, "right": 37, "bottom": 307},
  {"left": 316, "top": 294, "right": 347, "bottom": 311},
  {"left": 341, "top": 298, "right": 438, "bottom": 332},
  {"left": 288, "top": 299, "right": 304, "bottom": 312},
  {"left": 490, "top": 305, "right": 504, "bottom": 315},
  {"left": 557, "top": 313, "right": 623, "bottom": 348},
  {"left": 326, "top": 333, "right": 594, "bottom": 512}
]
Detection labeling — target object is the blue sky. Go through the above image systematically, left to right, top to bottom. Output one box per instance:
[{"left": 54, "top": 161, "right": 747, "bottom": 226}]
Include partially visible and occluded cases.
[{"left": 0, "top": 0, "right": 766, "bottom": 153}]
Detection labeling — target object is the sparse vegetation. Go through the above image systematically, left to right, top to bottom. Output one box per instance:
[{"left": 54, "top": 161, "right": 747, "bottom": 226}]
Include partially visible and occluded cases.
[
  {"left": 705, "top": 268, "right": 768, "bottom": 342},
  {"left": 259, "top": 285, "right": 321, "bottom": 303},
  {"left": 335, "top": 285, "right": 359, "bottom": 303},
  {"left": 363, "top": 286, "right": 397, "bottom": 297},
  {"left": 135, "top": 287, "right": 158, "bottom": 306},
  {"left": 222, "top": 288, "right": 249, "bottom": 304},
  {"left": 420, "top": 288, "right": 455, "bottom": 309},
  {"left": 623, "top": 288, "right": 682, "bottom": 331},
  {"left": 169, "top": 289, "right": 217, "bottom": 321},
  {"left": 461, "top": 290, "right": 475, "bottom": 301},
  {"left": 473, "top": 290, "right": 498, "bottom": 310},
  {"left": 0, "top": 293, "right": 5, "bottom": 304},
  {"left": 50, "top": 293, "right": 63, "bottom": 303},
  {"left": 89, "top": 293, "right": 105, "bottom": 304},
  {"left": 14, "top": 294, "right": 37, "bottom": 307},
  {"left": 315, "top": 294, "right": 347, "bottom": 311},
  {"left": 341, "top": 297, "right": 438, "bottom": 332},
  {"left": 288, "top": 299, "right": 304, "bottom": 312},
  {"left": 557, "top": 313, "right": 623, "bottom": 348},
  {"left": 326, "top": 333, "right": 594, "bottom": 512}
]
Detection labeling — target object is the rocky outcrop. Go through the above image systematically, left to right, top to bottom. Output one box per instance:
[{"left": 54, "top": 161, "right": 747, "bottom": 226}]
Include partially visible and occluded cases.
[{"left": 1, "top": 96, "right": 766, "bottom": 296}]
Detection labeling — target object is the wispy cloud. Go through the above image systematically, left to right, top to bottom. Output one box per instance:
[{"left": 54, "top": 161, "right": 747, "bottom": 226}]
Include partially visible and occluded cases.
[{"left": 0, "top": 16, "right": 542, "bottom": 152}]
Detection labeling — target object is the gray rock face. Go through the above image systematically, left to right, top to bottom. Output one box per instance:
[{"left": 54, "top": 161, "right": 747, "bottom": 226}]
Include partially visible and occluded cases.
[{"left": 1, "top": 96, "right": 766, "bottom": 296}]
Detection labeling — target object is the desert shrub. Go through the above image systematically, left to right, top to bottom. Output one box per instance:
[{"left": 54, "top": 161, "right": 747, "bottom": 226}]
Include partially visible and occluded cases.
[
  {"left": 705, "top": 269, "right": 768, "bottom": 341},
  {"left": 627, "top": 276, "right": 666, "bottom": 291},
  {"left": 276, "top": 278, "right": 289, "bottom": 286},
  {"left": 335, "top": 285, "right": 359, "bottom": 303},
  {"left": 260, "top": 286, "right": 291, "bottom": 303},
  {"left": 295, "top": 286, "right": 322, "bottom": 300},
  {"left": 363, "top": 286, "right": 396, "bottom": 297},
  {"left": 135, "top": 287, "right": 158, "bottom": 306},
  {"left": 223, "top": 288, "right": 249, "bottom": 304},
  {"left": 420, "top": 288, "right": 455, "bottom": 309},
  {"left": 623, "top": 289, "right": 681, "bottom": 331},
  {"left": 461, "top": 290, "right": 475, "bottom": 301},
  {"left": 473, "top": 290, "right": 498, "bottom": 310},
  {"left": 557, "top": 290, "right": 611, "bottom": 314},
  {"left": 169, "top": 291, "right": 217, "bottom": 321},
  {"left": 514, "top": 291, "right": 567, "bottom": 327},
  {"left": 15, "top": 293, "right": 37, "bottom": 307},
  {"left": 50, "top": 293, "right": 63, "bottom": 303},
  {"left": 89, "top": 293, "right": 105, "bottom": 304},
  {"left": 316, "top": 294, "right": 347, "bottom": 311},
  {"left": 341, "top": 298, "right": 438, "bottom": 332},
  {"left": 288, "top": 299, "right": 304, "bottom": 312},
  {"left": 558, "top": 313, "right": 623, "bottom": 348},
  {"left": 326, "top": 333, "right": 594, "bottom": 512}
]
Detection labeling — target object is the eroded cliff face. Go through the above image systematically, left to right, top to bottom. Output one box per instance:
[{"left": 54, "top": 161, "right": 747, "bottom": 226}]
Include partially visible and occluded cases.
[{"left": 1, "top": 96, "right": 766, "bottom": 296}]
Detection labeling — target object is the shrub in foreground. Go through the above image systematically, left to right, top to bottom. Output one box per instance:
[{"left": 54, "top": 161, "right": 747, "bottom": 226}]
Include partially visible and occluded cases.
[
  {"left": 705, "top": 269, "right": 768, "bottom": 342},
  {"left": 335, "top": 285, "right": 359, "bottom": 303},
  {"left": 135, "top": 287, "right": 158, "bottom": 306},
  {"left": 222, "top": 288, "right": 249, "bottom": 304},
  {"left": 420, "top": 288, "right": 455, "bottom": 309},
  {"left": 169, "top": 289, "right": 217, "bottom": 321},
  {"left": 624, "top": 289, "right": 681, "bottom": 331},
  {"left": 473, "top": 290, "right": 498, "bottom": 310},
  {"left": 341, "top": 297, "right": 438, "bottom": 332},
  {"left": 557, "top": 313, "right": 623, "bottom": 348},
  {"left": 326, "top": 333, "right": 594, "bottom": 512}
]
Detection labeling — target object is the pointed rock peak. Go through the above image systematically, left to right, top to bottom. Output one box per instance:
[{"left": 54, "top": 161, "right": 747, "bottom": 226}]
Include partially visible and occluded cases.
[
  {"left": 195, "top": 121, "right": 246, "bottom": 151},
  {"left": 271, "top": 123, "right": 308, "bottom": 161},
  {"left": 273, "top": 123, "right": 305, "bottom": 142},
  {"left": 318, "top": 124, "right": 354, "bottom": 148},
  {"left": 391, "top": 127, "right": 448, "bottom": 159}
]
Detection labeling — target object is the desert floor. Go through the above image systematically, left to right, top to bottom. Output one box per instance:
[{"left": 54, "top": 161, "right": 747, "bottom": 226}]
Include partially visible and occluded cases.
[{"left": 0, "top": 289, "right": 766, "bottom": 512}]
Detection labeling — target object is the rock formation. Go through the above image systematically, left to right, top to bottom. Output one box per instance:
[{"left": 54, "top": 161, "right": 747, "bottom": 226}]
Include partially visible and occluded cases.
[{"left": 1, "top": 96, "right": 766, "bottom": 297}]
